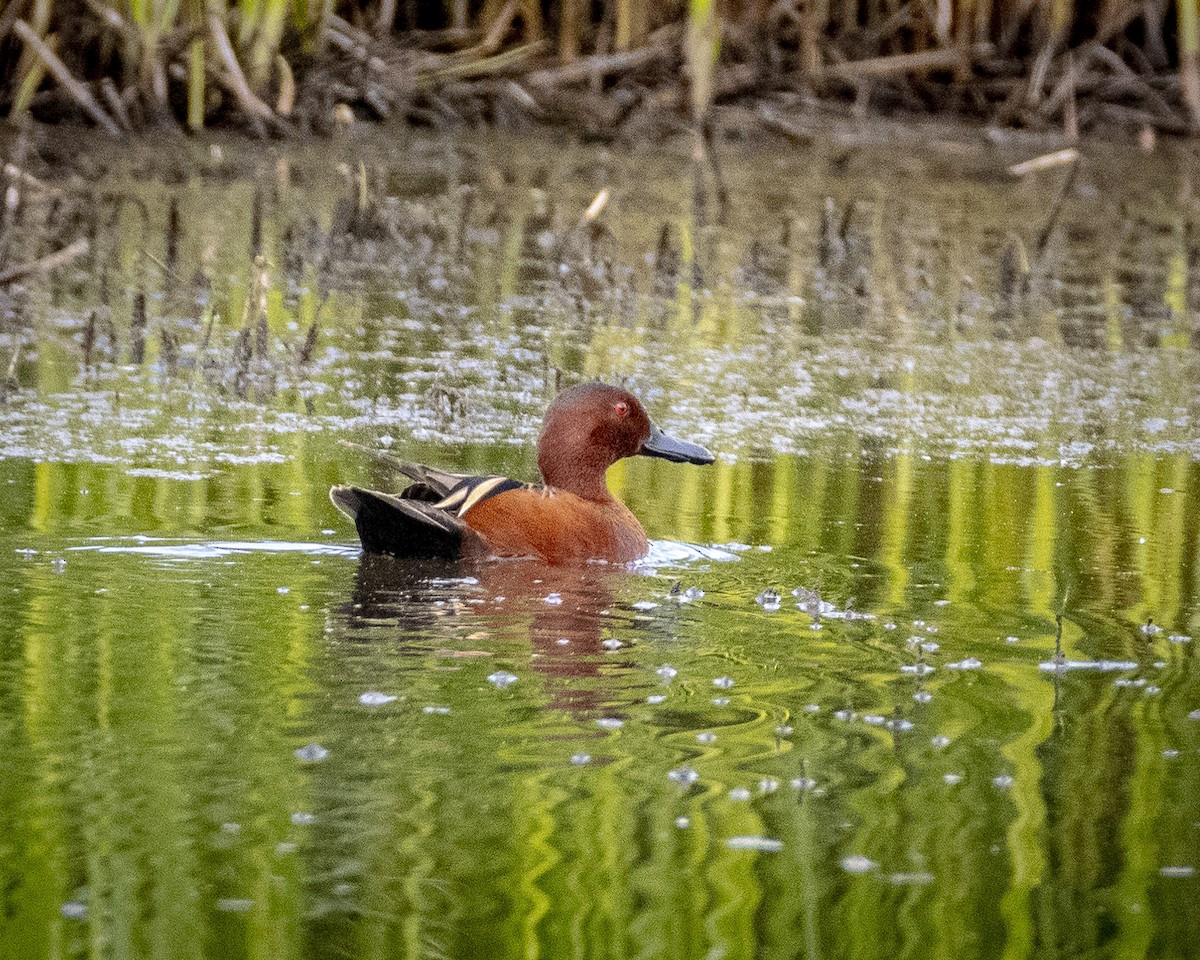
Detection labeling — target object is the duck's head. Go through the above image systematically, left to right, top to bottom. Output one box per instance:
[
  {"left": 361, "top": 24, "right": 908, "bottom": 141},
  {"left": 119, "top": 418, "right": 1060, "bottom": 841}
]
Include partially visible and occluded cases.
[{"left": 537, "top": 383, "right": 714, "bottom": 498}]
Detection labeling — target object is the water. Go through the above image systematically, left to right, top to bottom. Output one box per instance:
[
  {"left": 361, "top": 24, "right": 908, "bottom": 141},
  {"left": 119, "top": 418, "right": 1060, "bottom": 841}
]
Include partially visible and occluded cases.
[{"left": 1, "top": 126, "right": 1199, "bottom": 959}]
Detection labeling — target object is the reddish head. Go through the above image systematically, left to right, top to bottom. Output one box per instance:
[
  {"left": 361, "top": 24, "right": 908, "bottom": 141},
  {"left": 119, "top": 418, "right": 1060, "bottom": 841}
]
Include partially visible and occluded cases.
[{"left": 537, "top": 383, "right": 714, "bottom": 500}]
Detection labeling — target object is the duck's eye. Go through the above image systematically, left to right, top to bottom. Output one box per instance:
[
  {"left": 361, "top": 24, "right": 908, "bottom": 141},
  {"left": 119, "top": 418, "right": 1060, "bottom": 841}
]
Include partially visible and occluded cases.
[{"left": 614, "top": 401, "right": 629, "bottom": 417}]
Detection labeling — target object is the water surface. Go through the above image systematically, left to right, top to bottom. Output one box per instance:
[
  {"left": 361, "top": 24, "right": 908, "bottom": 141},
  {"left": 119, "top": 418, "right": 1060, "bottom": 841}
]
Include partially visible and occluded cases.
[{"left": 1, "top": 126, "right": 1198, "bottom": 959}]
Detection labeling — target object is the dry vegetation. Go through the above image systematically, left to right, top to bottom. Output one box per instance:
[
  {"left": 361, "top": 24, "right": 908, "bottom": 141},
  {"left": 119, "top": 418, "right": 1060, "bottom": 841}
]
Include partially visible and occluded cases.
[{"left": 0, "top": 2, "right": 1199, "bottom": 140}]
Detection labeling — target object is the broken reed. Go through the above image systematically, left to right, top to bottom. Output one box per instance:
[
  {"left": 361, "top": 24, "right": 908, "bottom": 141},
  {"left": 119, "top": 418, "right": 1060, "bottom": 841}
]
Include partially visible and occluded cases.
[{"left": 2, "top": 0, "right": 1200, "bottom": 130}]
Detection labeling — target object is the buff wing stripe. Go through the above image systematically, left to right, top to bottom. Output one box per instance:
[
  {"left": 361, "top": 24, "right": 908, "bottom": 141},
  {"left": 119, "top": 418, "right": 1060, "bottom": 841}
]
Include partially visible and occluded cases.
[{"left": 434, "top": 476, "right": 533, "bottom": 518}]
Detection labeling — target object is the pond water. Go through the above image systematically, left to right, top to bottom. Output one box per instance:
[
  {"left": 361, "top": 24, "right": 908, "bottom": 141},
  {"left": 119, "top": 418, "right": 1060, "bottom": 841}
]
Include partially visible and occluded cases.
[{"left": 1, "top": 124, "right": 1198, "bottom": 959}]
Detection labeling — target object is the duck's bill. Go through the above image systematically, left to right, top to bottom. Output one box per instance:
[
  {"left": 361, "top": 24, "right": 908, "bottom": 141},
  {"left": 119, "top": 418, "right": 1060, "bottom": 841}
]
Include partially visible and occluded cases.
[{"left": 641, "top": 423, "right": 715, "bottom": 465}]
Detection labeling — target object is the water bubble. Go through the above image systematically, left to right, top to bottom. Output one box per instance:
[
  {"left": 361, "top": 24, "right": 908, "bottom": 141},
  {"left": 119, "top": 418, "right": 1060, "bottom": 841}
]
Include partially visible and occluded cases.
[
  {"left": 52, "top": 557, "right": 67, "bottom": 574},
  {"left": 276, "top": 586, "right": 290, "bottom": 595},
  {"left": 681, "top": 586, "right": 705, "bottom": 602},
  {"left": 756, "top": 589, "right": 782, "bottom": 611},
  {"left": 543, "top": 593, "right": 563, "bottom": 606},
  {"left": 632, "top": 600, "right": 658, "bottom": 611},
  {"left": 883, "top": 622, "right": 897, "bottom": 630},
  {"left": 1141, "top": 622, "right": 1163, "bottom": 635},
  {"left": 1169, "top": 634, "right": 1192, "bottom": 643},
  {"left": 906, "top": 636, "right": 924, "bottom": 647},
  {"left": 1005, "top": 636, "right": 1020, "bottom": 644},
  {"left": 555, "top": 638, "right": 570, "bottom": 646},
  {"left": 601, "top": 638, "right": 624, "bottom": 650},
  {"left": 920, "top": 641, "right": 940, "bottom": 653},
  {"left": 946, "top": 658, "right": 983, "bottom": 670},
  {"left": 902, "top": 663, "right": 935, "bottom": 675},
  {"left": 655, "top": 664, "right": 678, "bottom": 680},
  {"left": 487, "top": 671, "right": 518, "bottom": 689},
  {"left": 713, "top": 676, "right": 735, "bottom": 689},
  {"left": 1145, "top": 685, "right": 1162, "bottom": 696},
  {"left": 359, "top": 691, "right": 397, "bottom": 706},
  {"left": 914, "top": 691, "right": 933, "bottom": 703},
  {"left": 647, "top": 694, "right": 667, "bottom": 705},
  {"left": 712, "top": 697, "right": 730, "bottom": 706},
  {"left": 804, "top": 704, "right": 821, "bottom": 713},
  {"left": 423, "top": 705, "right": 451, "bottom": 715},
  {"left": 1189, "top": 709, "right": 1200, "bottom": 721},
  {"left": 835, "top": 710, "right": 857, "bottom": 721},
  {"left": 864, "top": 714, "right": 886, "bottom": 726},
  {"left": 596, "top": 717, "right": 624, "bottom": 730},
  {"left": 886, "top": 718, "right": 915, "bottom": 732},
  {"left": 775, "top": 725, "right": 794, "bottom": 737},
  {"left": 696, "top": 732, "right": 717, "bottom": 744},
  {"left": 931, "top": 735, "right": 952, "bottom": 749},
  {"left": 295, "top": 743, "right": 328, "bottom": 762},
  {"left": 1163, "top": 749, "right": 1180, "bottom": 759},
  {"left": 569, "top": 753, "right": 591, "bottom": 766},
  {"left": 668, "top": 765, "right": 699, "bottom": 785},
  {"left": 943, "top": 773, "right": 963, "bottom": 785},
  {"left": 992, "top": 774, "right": 1015, "bottom": 789},
  {"left": 791, "top": 777, "right": 817, "bottom": 791},
  {"left": 759, "top": 778, "right": 779, "bottom": 794},
  {"left": 729, "top": 787, "right": 751, "bottom": 801},
  {"left": 291, "top": 812, "right": 316, "bottom": 826},
  {"left": 675, "top": 816, "right": 691, "bottom": 828},
  {"left": 727, "top": 836, "right": 783, "bottom": 852},
  {"left": 276, "top": 842, "right": 297, "bottom": 855},
  {"left": 840, "top": 855, "right": 877, "bottom": 874},
  {"left": 1160, "top": 866, "right": 1196, "bottom": 878},
  {"left": 216, "top": 899, "right": 255, "bottom": 913},
  {"left": 61, "top": 902, "right": 87, "bottom": 920}
]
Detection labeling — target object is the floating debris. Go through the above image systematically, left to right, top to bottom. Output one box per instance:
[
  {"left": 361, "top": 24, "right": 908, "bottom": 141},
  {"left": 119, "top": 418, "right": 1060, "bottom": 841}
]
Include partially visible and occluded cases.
[
  {"left": 680, "top": 587, "right": 705, "bottom": 602},
  {"left": 756, "top": 589, "right": 782, "bottom": 611},
  {"left": 543, "top": 593, "right": 563, "bottom": 606},
  {"left": 631, "top": 600, "right": 658, "bottom": 611},
  {"left": 1168, "top": 634, "right": 1192, "bottom": 644},
  {"left": 601, "top": 638, "right": 625, "bottom": 650},
  {"left": 945, "top": 658, "right": 983, "bottom": 670},
  {"left": 1038, "top": 659, "right": 1139, "bottom": 672},
  {"left": 902, "top": 663, "right": 935, "bottom": 675},
  {"left": 655, "top": 664, "right": 678, "bottom": 680},
  {"left": 486, "top": 671, "right": 518, "bottom": 689},
  {"left": 359, "top": 691, "right": 397, "bottom": 705},
  {"left": 647, "top": 694, "right": 667, "bottom": 705},
  {"left": 712, "top": 697, "right": 731, "bottom": 707},
  {"left": 804, "top": 704, "right": 821, "bottom": 713},
  {"left": 423, "top": 705, "right": 451, "bottom": 715},
  {"left": 596, "top": 717, "right": 624, "bottom": 730},
  {"left": 775, "top": 725, "right": 794, "bottom": 736},
  {"left": 931, "top": 735, "right": 952, "bottom": 748},
  {"left": 295, "top": 743, "right": 328, "bottom": 762},
  {"left": 569, "top": 753, "right": 591, "bottom": 765},
  {"left": 943, "top": 773, "right": 963, "bottom": 785},
  {"left": 992, "top": 774, "right": 1015, "bottom": 789},
  {"left": 791, "top": 777, "right": 817, "bottom": 791},
  {"left": 729, "top": 787, "right": 751, "bottom": 801},
  {"left": 290, "top": 812, "right": 316, "bottom": 826},
  {"left": 727, "top": 836, "right": 783, "bottom": 852},
  {"left": 840, "top": 855, "right": 877, "bottom": 874},
  {"left": 1160, "top": 866, "right": 1196, "bottom": 878},
  {"left": 889, "top": 872, "right": 934, "bottom": 886},
  {"left": 216, "top": 899, "right": 255, "bottom": 913},
  {"left": 61, "top": 902, "right": 87, "bottom": 920}
]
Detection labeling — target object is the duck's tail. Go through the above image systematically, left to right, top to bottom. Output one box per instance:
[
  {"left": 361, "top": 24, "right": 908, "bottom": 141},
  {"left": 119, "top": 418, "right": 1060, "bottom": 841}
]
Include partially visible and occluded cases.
[{"left": 329, "top": 486, "right": 466, "bottom": 559}]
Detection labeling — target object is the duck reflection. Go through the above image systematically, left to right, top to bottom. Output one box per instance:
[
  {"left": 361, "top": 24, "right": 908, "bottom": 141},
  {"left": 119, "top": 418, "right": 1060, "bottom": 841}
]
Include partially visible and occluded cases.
[{"left": 348, "top": 552, "right": 636, "bottom": 717}]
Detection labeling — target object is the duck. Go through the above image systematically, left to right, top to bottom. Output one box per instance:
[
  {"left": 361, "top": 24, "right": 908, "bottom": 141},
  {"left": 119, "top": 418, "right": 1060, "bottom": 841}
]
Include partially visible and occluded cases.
[{"left": 330, "top": 382, "right": 714, "bottom": 564}]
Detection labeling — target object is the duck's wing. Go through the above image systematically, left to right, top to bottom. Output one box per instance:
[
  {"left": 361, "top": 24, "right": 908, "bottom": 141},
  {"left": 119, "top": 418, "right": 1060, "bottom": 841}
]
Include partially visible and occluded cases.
[
  {"left": 338, "top": 441, "right": 479, "bottom": 500},
  {"left": 330, "top": 473, "right": 538, "bottom": 558}
]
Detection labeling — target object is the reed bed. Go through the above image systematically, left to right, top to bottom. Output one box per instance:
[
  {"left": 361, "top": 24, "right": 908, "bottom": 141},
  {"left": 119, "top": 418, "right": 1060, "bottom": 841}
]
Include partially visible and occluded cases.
[{"left": 1, "top": 1, "right": 1199, "bottom": 138}]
